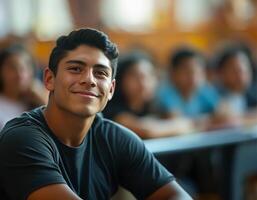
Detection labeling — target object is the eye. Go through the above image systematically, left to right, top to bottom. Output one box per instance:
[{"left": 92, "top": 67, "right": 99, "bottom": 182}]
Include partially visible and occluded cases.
[
  {"left": 68, "top": 66, "right": 82, "bottom": 73},
  {"left": 94, "top": 69, "right": 109, "bottom": 78}
]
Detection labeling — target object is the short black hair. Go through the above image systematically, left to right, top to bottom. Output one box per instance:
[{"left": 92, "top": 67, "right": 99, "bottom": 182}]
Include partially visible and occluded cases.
[
  {"left": 48, "top": 28, "right": 119, "bottom": 78},
  {"left": 213, "top": 46, "right": 248, "bottom": 70},
  {"left": 169, "top": 47, "right": 203, "bottom": 70}
]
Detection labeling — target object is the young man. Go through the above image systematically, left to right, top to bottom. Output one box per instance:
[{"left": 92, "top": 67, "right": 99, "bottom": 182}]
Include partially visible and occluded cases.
[{"left": 0, "top": 29, "right": 192, "bottom": 200}]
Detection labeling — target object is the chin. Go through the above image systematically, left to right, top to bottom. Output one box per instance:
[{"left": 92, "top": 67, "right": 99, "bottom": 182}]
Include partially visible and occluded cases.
[{"left": 72, "top": 106, "right": 99, "bottom": 118}]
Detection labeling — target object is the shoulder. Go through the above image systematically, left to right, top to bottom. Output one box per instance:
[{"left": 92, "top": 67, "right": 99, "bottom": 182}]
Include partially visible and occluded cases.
[
  {"left": 157, "top": 83, "right": 180, "bottom": 106},
  {"left": 102, "top": 101, "right": 129, "bottom": 120},
  {"left": 1, "top": 106, "right": 46, "bottom": 130},
  {"left": 0, "top": 108, "right": 55, "bottom": 156},
  {"left": 93, "top": 114, "right": 144, "bottom": 147},
  {"left": 96, "top": 114, "right": 140, "bottom": 135},
  {"left": 1, "top": 119, "right": 41, "bottom": 141},
  {"left": 0, "top": 124, "right": 52, "bottom": 155}
]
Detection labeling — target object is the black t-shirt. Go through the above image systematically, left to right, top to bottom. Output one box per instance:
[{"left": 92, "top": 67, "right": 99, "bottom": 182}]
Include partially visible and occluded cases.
[
  {"left": 103, "top": 100, "right": 166, "bottom": 121},
  {"left": 0, "top": 107, "right": 173, "bottom": 200}
]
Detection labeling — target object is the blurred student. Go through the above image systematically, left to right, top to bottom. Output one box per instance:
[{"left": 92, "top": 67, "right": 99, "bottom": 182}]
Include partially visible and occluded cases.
[
  {"left": 0, "top": 44, "right": 47, "bottom": 129},
  {"left": 212, "top": 45, "right": 257, "bottom": 127},
  {"left": 156, "top": 47, "right": 222, "bottom": 195},
  {"left": 157, "top": 47, "right": 219, "bottom": 131},
  {"left": 103, "top": 51, "right": 193, "bottom": 138}
]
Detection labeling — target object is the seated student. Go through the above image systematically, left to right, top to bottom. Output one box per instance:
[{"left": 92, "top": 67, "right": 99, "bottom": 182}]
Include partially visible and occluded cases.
[
  {"left": 0, "top": 28, "right": 192, "bottom": 200},
  {"left": 239, "top": 43, "right": 257, "bottom": 108},
  {"left": 0, "top": 44, "right": 47, "bottom": 130},
  {"left": 212, "top": 45, "right": 257, "bottom": 127},
  {"left": 156, "top": 47, "right": 222, "bottom": 195},
  {"left": 157, "top": 47, "right": 219, "bottom": 130},
  {"left": 103, "top": 51, "right": 193, "bottom": 138}
]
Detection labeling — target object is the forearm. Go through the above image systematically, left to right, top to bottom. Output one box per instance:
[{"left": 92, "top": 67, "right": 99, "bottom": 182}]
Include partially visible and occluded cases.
[
  {"left": 115, "top": 114, "right": 194, "bottom": 139},
  {"left": 140, "top": 117, "right": 194, "bottom": 138},
  {"left": 147, "top": 181, "right": 193, "bottom": 200},
  {"left": 167, "top": 182, "right": 193, "bottom": 200},
  {"left": 27, "top": 184, "right": 83, "bottom": 200}
]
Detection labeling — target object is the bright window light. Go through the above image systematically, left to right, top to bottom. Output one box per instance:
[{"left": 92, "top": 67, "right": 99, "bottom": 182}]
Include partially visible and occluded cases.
[
  {"left": 9, "top": 0, "right": 35, "bottom": 36},
  {"left": 35, "top": 0, "right": 73, "bottom": 40},
  {"left": 101, "top": 0, "right": 155, "bottom": 32},
  {"left": 174, "top": 0, "right": 211, "bottom": 29}
]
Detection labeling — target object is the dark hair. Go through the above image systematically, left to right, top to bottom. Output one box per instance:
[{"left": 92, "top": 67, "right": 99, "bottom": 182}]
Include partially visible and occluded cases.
[
  {"left": 49, "top": 28, "right": 119, "bottom": 78},
  {"left": 0, "top": 44, "right": 33, "bottom": 92},
  {"left": 213, "top": 46, "right": 251, "bottom": 71},
  {"left": 169, "top": 47, "right": 203, "bottom": 70},
  {"left": 103, "top": 51, "right": 155, "bottom": 119},
  {"left": 113, "top": 51, "right": 154, "bottom": 103}
]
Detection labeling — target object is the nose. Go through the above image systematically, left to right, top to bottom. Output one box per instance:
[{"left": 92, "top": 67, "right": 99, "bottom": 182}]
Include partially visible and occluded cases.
[{"left": 79, "top": 68, "right": 96, "bottom": 87}]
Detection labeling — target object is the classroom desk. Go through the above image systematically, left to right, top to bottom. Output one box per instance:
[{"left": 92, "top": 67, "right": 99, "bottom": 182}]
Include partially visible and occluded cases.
[
  {"left": 144, "top": 126, "right": 257, "bottom": 200},
  {"left": 144, "top": 126, "right": 257, "bottom": 154}
]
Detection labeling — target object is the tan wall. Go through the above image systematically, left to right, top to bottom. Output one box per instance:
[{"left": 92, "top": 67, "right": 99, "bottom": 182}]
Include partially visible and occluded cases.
[{"left": 30, "top": 29, "right": 257, "bottom": 69}]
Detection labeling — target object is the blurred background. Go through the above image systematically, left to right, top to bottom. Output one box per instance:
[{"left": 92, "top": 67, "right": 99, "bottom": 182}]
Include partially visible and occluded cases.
[
  {"left": 1, "top": 0, "right": 257, "bottom": 200},
  {"left": 1, "top": 0, "right": 257, "bottom": 67}
]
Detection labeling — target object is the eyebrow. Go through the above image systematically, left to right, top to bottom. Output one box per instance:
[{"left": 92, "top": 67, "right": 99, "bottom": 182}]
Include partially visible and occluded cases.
[
  {"left": 65, "top": 60, "right": 111, "bottom": 71},
  {"left": 66, "top": 60, "right": 86, "bottom": 65},
  {"left": 94, "top": 64, "right": 112, "bottom": 71}
]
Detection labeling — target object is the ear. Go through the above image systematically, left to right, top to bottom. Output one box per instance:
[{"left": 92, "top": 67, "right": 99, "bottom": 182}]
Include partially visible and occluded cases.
[
  {"left": 44, "top": 68, "right": 55, "bottom": 92},
  {"left": 107, "top": 79, "right": 116, "bottom": 100}
]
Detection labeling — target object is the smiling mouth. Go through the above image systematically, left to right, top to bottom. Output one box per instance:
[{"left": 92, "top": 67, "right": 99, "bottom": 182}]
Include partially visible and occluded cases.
[{"left": 73, "top": 91, "right": 99, "bottom": 98}]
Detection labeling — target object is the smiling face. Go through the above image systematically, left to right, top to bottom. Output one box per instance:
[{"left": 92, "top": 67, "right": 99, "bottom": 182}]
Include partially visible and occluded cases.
[{"left": 44, "top": 45, "right": 116, "bottom": 118}]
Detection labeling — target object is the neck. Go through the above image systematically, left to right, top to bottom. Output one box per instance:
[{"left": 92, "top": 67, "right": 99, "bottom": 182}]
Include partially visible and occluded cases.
[
  {"left": 174, "top": 84, "right": 194, "bottom": 101},
  {"left": 179, "top": 89, "right": 193, "bottom": 100},
  {"left": 43, "top": 102, "right": 95, "bottom": 147}
]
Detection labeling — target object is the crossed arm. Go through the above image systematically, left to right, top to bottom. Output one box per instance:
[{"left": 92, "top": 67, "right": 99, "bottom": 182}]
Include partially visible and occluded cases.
[{"left": 27, "top": 181, "right": 192, "bottom": 200}]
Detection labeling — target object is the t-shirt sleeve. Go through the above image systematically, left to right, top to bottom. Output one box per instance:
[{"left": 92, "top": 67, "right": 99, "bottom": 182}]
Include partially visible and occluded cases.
[
  {"left": 0, "top": 125, "right": 66, "bottom": 200},
  {"left": 114, "top": 125, "right": 174, "bottom": 199}
]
